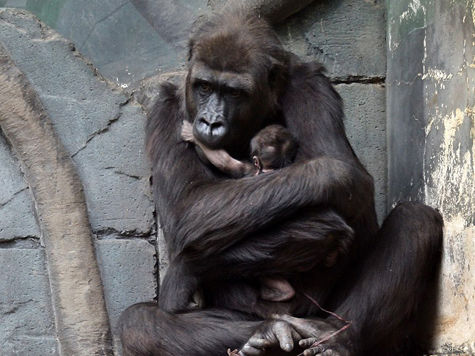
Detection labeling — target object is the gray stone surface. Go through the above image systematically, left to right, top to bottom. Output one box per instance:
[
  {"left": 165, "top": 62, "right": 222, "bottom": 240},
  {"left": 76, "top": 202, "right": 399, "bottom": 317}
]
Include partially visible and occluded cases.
[
  {"left": 0, "top": 0, "right": 208, "bottom": 86},
  {"left": 57, "top": 0, "right": 180, "bottom": 86},
  {"left": 209, "top": 0, "right": 317, "bottom": 24},
  {"left": 276, "top": 0, "right": 386, "bottom": 79},
  {"left": 1, "top": 1, "right": 386, "bottom": 85},
  {"left": 387, "top": 1, "right": 474, "bottom": 353},
  {"left": 0, "top": 9, "right": 154, "bottom": 235},
  {"left": 0, "top": 11, "right": 157, "bottom": 354},
  {"left": 336, "top": 83, "right": 387, "bottom": 221},
  {"left": 72, "top": 103, "right": 154, "bottom": 235},
  {"left": 0, "top": 132, "right": 40, "bottom": 240},
  {"left": 157, "top": 228, "right": 169, "bottom": 284},
  {"left": 95, "top": 239, "right": 157, "bottom": 333},
  {"left": 0, "top": 248, "right": 59, "bottom": 355}
]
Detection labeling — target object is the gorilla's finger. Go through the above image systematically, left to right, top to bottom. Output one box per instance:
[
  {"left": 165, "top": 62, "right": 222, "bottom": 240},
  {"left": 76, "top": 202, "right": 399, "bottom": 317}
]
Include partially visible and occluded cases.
[
  {"left": 277, "top": 315, "right": 321, "bottom": 337},
  {"left": 272, "top": 321, "right": 294, "bottom": 352},
  {"left": 291, "top": 328, "right": 302, "bottom": 342},
  {"left": 299, "top": 337, "right": 318, "bottom": 348},
  {"left": 247, "top": 338, "right": 272, "bottom": 349},
  {"left": 240, "top": 344, "right": 264, "bottom": 356},
  {"left": 303, "top": 345, "right": 326, "bottom": 356},
  {"left": 304, "top": 350, "right": 320, "bottom": 356}
]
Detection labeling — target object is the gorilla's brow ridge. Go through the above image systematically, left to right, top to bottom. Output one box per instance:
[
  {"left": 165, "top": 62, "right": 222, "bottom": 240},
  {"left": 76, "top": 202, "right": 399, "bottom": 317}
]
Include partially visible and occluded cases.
[{"left": 191, "top": 62, "right": 255, "bottom": 92}]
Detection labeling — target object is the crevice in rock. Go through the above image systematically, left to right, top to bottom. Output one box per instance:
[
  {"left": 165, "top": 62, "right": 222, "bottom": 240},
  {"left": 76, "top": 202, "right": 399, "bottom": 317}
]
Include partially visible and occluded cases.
[
  {"left": 79, "top": 1, "right": 130, "bottom": 50},
  {"left": 331, "top": 75, "right": 386, "bottom": 85},
  {"left": 71, "top": 112, "right": 122, "bottom": 158},
  {"left": 104, "top": 167, "right": 141, "bottom": 180},
  {"left": 0, "top": 187, "right": 28, "bottom": 208},
  {"left": 94, "top": 227, "right": 155, "bottom": 241},
  {"left": 0, "top": 236, "right": 41, "bottom": 249}
]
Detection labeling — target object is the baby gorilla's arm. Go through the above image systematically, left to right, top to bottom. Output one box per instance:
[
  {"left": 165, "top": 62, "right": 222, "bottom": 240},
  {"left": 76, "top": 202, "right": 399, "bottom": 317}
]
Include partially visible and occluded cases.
[
  {"left": 181, "top": 121, "right": 256, "bottom": 178},
  {"left": 202, "top": 147, "right": 255, "bottom": 178}
]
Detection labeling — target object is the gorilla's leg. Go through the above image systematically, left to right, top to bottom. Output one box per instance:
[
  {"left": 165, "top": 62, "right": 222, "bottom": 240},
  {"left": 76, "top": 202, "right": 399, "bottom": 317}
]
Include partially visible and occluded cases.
[
  {"left": 330, "top": 201, "right": 443, "bottom": 355},
  {"left": 119, "top": 303, "right": 260, "bottom": 356},
  {"left": 119, "top": 303, "right": 316, "bottom": 356}
]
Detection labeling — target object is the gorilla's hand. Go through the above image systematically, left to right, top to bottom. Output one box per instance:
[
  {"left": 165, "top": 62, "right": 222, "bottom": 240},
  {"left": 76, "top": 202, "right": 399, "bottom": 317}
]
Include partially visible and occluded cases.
[
  {"left": 276, "top": 314, "right": 351, "bottom": 356},
  {"left": 238, "top": 318, "right": 301, "bottom": 356},
  {"left": 296, "top": 340, "right": 350, "bottom": 356}
]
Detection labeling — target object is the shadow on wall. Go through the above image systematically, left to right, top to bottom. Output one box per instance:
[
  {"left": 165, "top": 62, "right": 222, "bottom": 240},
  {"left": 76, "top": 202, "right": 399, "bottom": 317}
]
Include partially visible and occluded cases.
[{"left": 0, "top": 0, "right": 208, "bottom": 85}]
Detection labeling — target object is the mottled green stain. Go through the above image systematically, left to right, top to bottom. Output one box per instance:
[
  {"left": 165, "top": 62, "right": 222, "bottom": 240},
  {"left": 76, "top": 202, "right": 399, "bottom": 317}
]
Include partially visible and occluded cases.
[{"left": 387, "top": 0, "right": 428, "bottom": 50}]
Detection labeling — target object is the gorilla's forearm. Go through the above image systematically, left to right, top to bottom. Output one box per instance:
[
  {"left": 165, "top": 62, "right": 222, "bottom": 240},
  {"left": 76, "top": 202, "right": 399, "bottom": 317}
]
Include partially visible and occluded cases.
[
  {"left": 174, "top": 157, "right": 367, "bottom": 259},
  {"left": 186, "top": 209, "right": 354, "bottom": 276}
]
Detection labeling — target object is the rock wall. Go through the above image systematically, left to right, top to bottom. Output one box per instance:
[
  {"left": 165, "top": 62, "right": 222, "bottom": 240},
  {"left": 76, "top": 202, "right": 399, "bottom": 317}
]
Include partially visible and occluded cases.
[
  {"left": 0, "top": 1, "right": 387, "bottom": 354},
  {"left": 387, "top": 1, "right": 474, "bottom": 354},
  {"left": 0, "top": 9, "right": 156, "bottom": 354}
]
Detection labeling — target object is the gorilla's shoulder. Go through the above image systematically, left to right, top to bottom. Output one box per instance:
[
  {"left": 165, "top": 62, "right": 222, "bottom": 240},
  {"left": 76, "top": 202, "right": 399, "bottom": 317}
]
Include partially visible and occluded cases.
[
  {"left": 289, "top": 58, "right": 328, "bottom": 83},
  {"left": 135, "top": 71, "right": 185, "bottom": 114},
  {"left": 156, "top": 71, "right": 186, "bottom": 101},
  {"left": 158, "top": 81, "right": 180, "bottom": 103}
]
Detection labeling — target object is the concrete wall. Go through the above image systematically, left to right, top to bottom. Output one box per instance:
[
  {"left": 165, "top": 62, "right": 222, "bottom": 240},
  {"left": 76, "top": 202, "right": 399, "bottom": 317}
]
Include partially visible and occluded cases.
[
  {"left": 0, "top": 1, "right": 387, "bottom": 354},
  {"left": 387, "top": 1, "right": 474, "bottom": 354}
]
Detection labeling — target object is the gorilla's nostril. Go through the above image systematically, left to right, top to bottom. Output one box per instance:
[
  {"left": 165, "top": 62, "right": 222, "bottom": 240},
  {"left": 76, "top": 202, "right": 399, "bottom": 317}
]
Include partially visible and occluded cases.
[{"left": 210, "top": 122, "right": 223, "bottom": 130}]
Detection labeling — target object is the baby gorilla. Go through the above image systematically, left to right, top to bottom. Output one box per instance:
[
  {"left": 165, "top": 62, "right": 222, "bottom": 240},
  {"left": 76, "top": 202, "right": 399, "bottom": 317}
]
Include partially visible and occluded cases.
[
  {"left": 182, "top": 121, "right": 298, "bottom": 302},
  {"left": 182, "top": 122, "right": 298, "bottom": 177}
]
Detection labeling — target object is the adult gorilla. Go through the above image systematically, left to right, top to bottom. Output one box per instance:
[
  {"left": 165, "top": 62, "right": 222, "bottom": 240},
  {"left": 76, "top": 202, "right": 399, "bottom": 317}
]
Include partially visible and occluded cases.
[{"left": 120, "top": 8, "right": 443, "bottom": 356}]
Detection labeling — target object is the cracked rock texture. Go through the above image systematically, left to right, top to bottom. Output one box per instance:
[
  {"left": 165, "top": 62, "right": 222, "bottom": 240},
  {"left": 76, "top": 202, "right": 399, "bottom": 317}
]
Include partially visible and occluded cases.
[
  {"left": 1, "top": 0, "right": 386, "bottom": 86},
  {"left": 276, "top": 0, "right": 386, "bottom": 80},
  {"left": 0, "top": 8, "right": 156, "bottom": 354},
  {"left": 0, "top": 9, "right": 154, "bottom": 235},
  {"left": 336, "top": 84, "right": 386, "bottom": 221},
  {"left": 0, "top": 132, "right": 40, "bottom": 241},
  {"left": 95, "top": 238, "right": 156, "bottom": 350},
  {"left": 0, "top": 249, "right": 59, "bottom": 355}
]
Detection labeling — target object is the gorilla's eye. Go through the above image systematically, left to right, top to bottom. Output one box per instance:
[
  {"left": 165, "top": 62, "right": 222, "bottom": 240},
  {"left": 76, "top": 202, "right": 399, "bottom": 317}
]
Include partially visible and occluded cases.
[{"left": 198, "top": 83, "right": 212, "bottom": 94}]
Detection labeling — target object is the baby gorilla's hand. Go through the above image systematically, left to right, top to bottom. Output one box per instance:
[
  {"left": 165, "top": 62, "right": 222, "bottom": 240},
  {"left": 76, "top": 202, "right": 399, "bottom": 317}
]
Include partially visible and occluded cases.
[{"left": 181, "top": 120, "right": 194, "bottom": 142}]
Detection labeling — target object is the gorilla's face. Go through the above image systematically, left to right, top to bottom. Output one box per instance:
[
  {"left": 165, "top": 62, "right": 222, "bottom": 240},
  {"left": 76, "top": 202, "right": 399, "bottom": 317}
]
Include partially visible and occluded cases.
[{"left": 186, "top": 61, "right": 269, "bottom": 157}]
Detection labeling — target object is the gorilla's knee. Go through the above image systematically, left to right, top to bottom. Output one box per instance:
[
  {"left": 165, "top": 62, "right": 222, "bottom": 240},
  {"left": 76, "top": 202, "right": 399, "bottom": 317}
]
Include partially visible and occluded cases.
[
  {"left": 391, "top": 201, "right": 443, "bottom": 256},
  {"left": 119, "top": 303, "right": 161, "bottom": 356}
]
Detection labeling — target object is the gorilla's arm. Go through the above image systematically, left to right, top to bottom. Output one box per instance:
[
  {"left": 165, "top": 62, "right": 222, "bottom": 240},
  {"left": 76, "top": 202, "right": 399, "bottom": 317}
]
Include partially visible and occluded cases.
[{"left": 146, "top": 70, "right": 373, "bottom": 260}]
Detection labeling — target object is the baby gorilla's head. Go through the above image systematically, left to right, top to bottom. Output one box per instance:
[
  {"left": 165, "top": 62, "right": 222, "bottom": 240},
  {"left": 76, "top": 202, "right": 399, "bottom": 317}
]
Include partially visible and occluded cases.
[{"left": 250, "top": 125, "right": 298, "bottom": 172}]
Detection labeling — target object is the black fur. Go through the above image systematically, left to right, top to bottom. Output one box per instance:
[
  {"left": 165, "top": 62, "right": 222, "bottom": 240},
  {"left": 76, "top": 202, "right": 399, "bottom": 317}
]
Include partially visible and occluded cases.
[
  {"left": 120, "top": 9, "right": 443, "bottom": 356},
  {"left": 251, "top": 124, "right": 299, "bottom": 170}
]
